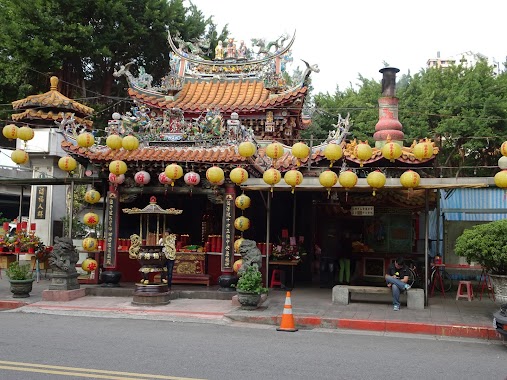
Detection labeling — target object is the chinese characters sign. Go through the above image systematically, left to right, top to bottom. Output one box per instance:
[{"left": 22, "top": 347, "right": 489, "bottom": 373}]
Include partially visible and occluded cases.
[
  {"left": 34, "top": 186, "right": 47, "bottom": 219},
  {"left": 221, "top": 190, "right": 235, "bottom": 272},
  {"left": 104, "top": 191, "right": 118, "bottom": 268}
]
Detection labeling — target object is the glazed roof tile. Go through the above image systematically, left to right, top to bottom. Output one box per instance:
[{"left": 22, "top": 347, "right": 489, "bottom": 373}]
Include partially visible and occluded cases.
[
  {"left": 12, "top": 77, "right": 93, "bottom": 116},
  {"left": 128, "top": 79, "right": 307, "bottom": 112},
  {"left": 11, "top": 110, "right": 93, "bottom": 127}
]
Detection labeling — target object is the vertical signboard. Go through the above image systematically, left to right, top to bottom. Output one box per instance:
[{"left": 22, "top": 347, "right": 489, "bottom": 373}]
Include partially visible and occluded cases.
[
  {"left": 34, "top": 186, "right": 47, "bottom": 219},
  {"left": 221, "top": 187, "right": 235, "bottom": 272},
  {"left": 104, "top": 191, "right": 118, "bottom": 268}
]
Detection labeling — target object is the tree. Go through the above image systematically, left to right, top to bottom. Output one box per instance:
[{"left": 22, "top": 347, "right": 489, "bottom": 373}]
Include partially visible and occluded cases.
[
  {"left": 0, "top": 0, "right": 228, "bottom": 127},
  {"left": 307, "top": 60, "right": 507, "bottom": 177}
]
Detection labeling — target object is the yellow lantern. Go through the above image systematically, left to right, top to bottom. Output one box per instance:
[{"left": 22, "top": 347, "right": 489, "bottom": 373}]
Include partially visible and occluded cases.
[
  {"left": 3, "top": 124, "right": 18, "bottom": 140},
  {"left": 17, "top": 126, "right": 34, "bottom": 141},
  {"left": 77, "top": 132, "right": 95, "bottom": 148},
  {"left": 106, "top": 134, "right": 123, "bottom": 150},
  {"left": 122, "top": 135, "right": 139, "bottom": 151},
  {"left": 238, "top": 141, "right": 256, "bottom": 158},
  {"left": 265, "top": 142, "right": 284, "bottom": 160},
  {"left": 292, "top": 142, "right": 310, "bottom": 166},
  {"left": 354, "top": 142, "right": 372, "bottom": 167},
  {"left": 381, "top": 142, "right": 402, "bottom": 162},
  {"left": 413, "top": 142, "right": 433, "bottom": 160},
  {"left": 501, "top": 142, "right": 507, "bottom": 157},
  {"left": 324, "top": 143, "right": 343, "bottom": 167},
  {"left": 11, "top": 149, "right": 29, "bottom": 165},
  {"left": 58, "top": 156, "right": 77, "bottom": 172},
  {"left": 109, "top": 160, "right": 127, "bottom": 175},
  {"left": 164, "top": 163, "right": 183, "bottom": 187},
  {"left": 206, "top": 166, "right": 225, "bottom": 185},
  {"left": 230, "top": 167, "right": 248, "bottom": 185},
  {"left": 263, "top": 168, "right": 281, "bottom": 193},
  {"left": 284, "top": 169, "right": 304, "bottom": 194},
  {"left": 319, "top": 170, "right": 338, "bottom": 197},
  {"left": 339, "top": 170, "right": 358, "bottom": 201},
  {"left": 339, "top": 170, "right": 358, "bottom": 189},
  {"left": 366, "top": 170, "right": 386, "bottom": 196},
  {"left": 400, "top": 170, "right": 420, "bottom": 191},
  {"left": 494, "top": 170, "right": 507, "bottom": 189},
  {"left": 84, "top": 189, "right": 101, "bottom": 204},
  {"left": 235, "top": 194, "right": 251, "bottom": 210},
  {"left": 83, "top": 212, "right": 99, "bottom": 227},
  {"left": 234, "top": 216, "right": 250, "bottom": 232},
  {"left": 82, "top": 237, "right": 98, "bottom": 252},
  {"left": 234, "top": 238, "right": 245, "bottom": 253},
  {"left": 81, "top": 258, "right": 98, "bottom": 272},
  {"left": 233, "top": 259, "right": 243, "bottom": 272}
]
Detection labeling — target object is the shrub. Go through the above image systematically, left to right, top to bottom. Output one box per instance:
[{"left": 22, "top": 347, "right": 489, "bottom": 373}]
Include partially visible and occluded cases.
[
  {"left": 454, "top": 219, "right": 507, "bottom": 275},
  {"left": 6, "top": 261, "right": 33, "bottom": 280},
  {"left": 234, "top": 266, "right": 268, "bottom": 294}
]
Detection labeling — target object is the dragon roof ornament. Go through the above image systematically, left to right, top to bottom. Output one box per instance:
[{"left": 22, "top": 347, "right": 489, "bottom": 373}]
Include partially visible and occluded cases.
[{"left": 167, "top": 30, "right": 296, "bottom": 67}]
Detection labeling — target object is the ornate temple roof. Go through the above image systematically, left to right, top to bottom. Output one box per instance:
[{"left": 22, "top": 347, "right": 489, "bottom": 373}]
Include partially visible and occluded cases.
[
  {"left": 12, "top": 77, "right": 94, "bottom": 117},
  {"left": 126, "top": 81, "right": 308, "bottom": 113},
  {"left": 11, "top": 109, "right": 93, "bottom": 128}
]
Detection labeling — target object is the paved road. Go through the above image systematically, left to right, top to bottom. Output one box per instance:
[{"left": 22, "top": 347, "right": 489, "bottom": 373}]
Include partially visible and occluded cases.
[{"left": 0, "top": 312, "right": 505, "bottom": 380}]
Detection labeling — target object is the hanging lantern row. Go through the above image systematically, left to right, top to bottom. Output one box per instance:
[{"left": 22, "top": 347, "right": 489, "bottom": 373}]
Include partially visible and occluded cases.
[
  {"left": 4, "top": 124, "right": 34, "bottom": 166},
  {"left": 104, "top": 133, "right": 140, "bottom": 151}
]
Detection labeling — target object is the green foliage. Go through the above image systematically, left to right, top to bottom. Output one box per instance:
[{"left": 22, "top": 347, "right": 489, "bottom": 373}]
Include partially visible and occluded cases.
[
  {"left": 0, "top": 0, "right": 227, "bottom": 119},
  {"left": 308, "top": 61, "right": 507, "bottom": 176},
  {"left": 454, "top": 219, "right": 507, "bottom": 275},
  {"left": 6, "top": 261, "right": 33, "bottom": 280},
  {"left": 234, "top": 266, "right": 268, "bottom": 294}
]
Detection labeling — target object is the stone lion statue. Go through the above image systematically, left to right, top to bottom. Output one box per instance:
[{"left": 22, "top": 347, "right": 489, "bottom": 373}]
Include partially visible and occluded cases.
[
  {"left": 48, "top": 236, "right": 79, "bottom": 273},
  {"left": 238, "top": 239, "right": 262, "bottom": 275}
]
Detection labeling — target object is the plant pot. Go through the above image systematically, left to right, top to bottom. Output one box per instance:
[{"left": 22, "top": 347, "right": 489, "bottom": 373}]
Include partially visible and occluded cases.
[
  {"left": 100, "top": 270, "right": 122, "bottom": 287},
  {"left": 489, "top": 274, "right": 507, "bottom": 304},
  {"left": 9, "top": 278, "right": 34, "bottom": 298},
  {"left": 236, "top": 290, "right": 261, "bottom": 309}
]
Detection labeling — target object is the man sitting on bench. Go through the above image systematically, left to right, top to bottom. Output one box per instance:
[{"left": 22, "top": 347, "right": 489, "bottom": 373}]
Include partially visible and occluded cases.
[{"left": 385, "top": 257, "right": 411, "bottom": 311}]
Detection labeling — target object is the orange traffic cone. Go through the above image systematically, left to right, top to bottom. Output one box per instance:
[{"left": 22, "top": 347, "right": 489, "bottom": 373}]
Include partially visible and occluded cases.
[{"left": 277, "top": 291, "right": 298, "bottom": 332}]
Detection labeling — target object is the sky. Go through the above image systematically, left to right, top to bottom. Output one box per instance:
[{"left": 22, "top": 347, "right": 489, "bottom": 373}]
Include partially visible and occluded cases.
[{"left": 187, "top": 0, "right": 506, "bottom": 94}]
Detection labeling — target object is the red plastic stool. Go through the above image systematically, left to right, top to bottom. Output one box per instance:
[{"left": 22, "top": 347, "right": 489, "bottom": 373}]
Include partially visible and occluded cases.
[
  {"left": 270, "top": 269, "right": 282, "bottom": 288},
  {"left": 456, "top": 280, "right": 474, "bottom": 301}
]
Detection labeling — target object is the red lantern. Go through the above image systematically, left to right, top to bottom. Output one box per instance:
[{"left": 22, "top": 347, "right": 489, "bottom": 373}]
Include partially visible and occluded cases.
[
  {"left": 134, "top": 170, "right": 151, "bottom": 185},
  {"left": 184, "top": 171, "right": 201, "bottom": 187},
  {"left": 158, "top": 172, "right": 172, "bottom": 186},
  {"left": 108, "top": 173, "right": 125, "bottom": 185}
]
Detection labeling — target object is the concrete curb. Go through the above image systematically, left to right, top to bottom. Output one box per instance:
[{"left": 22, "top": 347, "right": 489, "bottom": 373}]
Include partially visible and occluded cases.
[
  {"left": 0, "top": 300, "right": 28, "bottom": 310},
  {"left": 225, "top": 314, "right": 502, "bottom": 340}
]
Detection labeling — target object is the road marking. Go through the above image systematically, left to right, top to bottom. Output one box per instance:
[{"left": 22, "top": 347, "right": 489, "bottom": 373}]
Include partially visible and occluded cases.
[{"left": 0, "top": 360, "right": 206, "bottom": 380}]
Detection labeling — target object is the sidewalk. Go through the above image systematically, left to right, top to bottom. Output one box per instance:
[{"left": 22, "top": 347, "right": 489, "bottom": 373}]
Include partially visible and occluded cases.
[{"left": 0, "top": 274, "right": 502, "bottom": 341}]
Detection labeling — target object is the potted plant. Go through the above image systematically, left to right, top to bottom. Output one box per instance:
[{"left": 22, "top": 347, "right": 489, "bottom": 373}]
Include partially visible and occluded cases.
[
  {"left": 454, "top": 219, "right": 507, "bottom": 303},
  {"left": 5, "top": 261, "right": 34, "bottom": 298},
  {"left": 234, "top": 265, "right": 268, "bottom": 308}
]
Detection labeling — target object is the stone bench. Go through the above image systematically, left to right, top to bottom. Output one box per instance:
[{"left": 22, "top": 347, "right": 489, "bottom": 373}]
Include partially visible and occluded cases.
[{"left": 332, "top": 285, "right": 424, "bottom": 310}]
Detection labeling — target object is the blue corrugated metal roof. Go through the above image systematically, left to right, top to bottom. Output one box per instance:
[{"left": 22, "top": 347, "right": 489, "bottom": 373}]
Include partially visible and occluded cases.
[{"left": 440, "top": 188, "right": 507, "bottom": 221}]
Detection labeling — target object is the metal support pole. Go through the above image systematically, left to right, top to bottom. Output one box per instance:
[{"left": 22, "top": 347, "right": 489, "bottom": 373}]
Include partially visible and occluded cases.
[
  {"left": 68, "top": 180, "right": 74, "bottom": 239},
  {"left": 17, "top": 186, "right": 23, "bottom": 262},
  {"left": 424, "top": 189, "right": 430, "bottom": 306},
  {"left": 435, "top": 189, "right": 441, "bottom": 257},
  {"left": 265, "top": 191, "right": 271, "bottom": 289},
  {"left": 292, "top": 193, "right": 296, "bottom": 238}
]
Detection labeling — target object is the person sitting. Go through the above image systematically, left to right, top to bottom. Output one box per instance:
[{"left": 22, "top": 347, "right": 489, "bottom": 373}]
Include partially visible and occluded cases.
[{"left": 385, "top": 257, "right": 411, "bottom": 311}]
